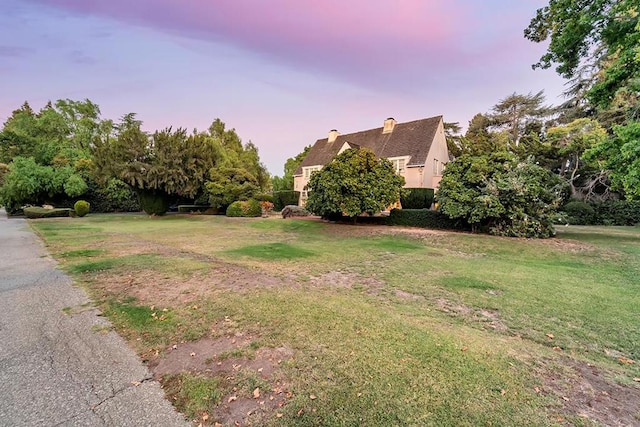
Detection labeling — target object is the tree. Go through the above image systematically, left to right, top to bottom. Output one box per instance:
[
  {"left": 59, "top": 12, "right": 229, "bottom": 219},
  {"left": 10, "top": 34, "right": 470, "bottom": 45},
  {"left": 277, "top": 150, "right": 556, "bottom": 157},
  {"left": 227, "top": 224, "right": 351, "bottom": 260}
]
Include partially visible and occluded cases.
[
  {"left": 525, "top": 0, "right": 640, "bottom": 123},
  {"left": 489, "top": 91, "right": 550, "bottom": 147},
  {"left": 545, "top": 118, "right": 607, "bottom": 198},
  {"left": 585, "top": 121, "right": 640, "bottom": 200},
  {"left": 272, "top": 145, "right": 311, "bottom": 191},
  {"left": 305, "top": 148, "right": 405, "bottom": 221},
  {"left": 437, "top": 152, "right": 563, "bottom": 238},
  {"left": 205, "top": 166, "right": 260, "bottom": 210}
]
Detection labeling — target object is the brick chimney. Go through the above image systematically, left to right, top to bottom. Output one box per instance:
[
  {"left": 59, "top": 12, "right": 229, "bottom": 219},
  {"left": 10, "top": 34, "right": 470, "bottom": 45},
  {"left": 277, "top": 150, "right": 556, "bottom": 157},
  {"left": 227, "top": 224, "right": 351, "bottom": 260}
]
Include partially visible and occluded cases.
[
  {"left": 383, "top": 118, "right": 396, "bottom": 134},
  {"left": 328, "top": 129, "right": 339, "bottom": 142}
]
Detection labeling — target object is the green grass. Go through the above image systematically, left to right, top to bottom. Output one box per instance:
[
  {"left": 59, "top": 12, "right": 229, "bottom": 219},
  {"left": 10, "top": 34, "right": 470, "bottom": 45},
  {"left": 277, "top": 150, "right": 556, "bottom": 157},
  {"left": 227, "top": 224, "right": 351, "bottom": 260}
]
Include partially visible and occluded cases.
[
  {"left": 30, "top": 215, "right": 640, "bottom": 426},
  {"left": 162, "top": 373, "right": 223, "bottom": 420}
]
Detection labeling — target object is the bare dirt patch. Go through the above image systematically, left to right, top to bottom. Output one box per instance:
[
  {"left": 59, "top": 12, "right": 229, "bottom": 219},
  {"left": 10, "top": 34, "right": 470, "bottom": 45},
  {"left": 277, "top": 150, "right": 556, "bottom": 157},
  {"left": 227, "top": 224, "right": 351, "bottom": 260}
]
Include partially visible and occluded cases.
[
  {"left": 309, "top": 270, "right": 385, "bottom": 294},
  {"left": 434, "top": 298, "right": 508, "bottom": 331},
  {"left": 149, "top": 334, "right": 295, "bottom": 426},
  {"left": 542, "top": 359, "right": 640, "bottom": 426}
]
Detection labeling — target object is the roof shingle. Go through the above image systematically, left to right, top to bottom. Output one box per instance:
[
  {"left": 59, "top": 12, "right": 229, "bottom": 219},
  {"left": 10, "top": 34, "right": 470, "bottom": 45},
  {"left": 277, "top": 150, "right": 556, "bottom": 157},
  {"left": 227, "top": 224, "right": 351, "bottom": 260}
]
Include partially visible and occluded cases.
[{"left": 296, "top": 115, "right": 442, "bottom": 174}]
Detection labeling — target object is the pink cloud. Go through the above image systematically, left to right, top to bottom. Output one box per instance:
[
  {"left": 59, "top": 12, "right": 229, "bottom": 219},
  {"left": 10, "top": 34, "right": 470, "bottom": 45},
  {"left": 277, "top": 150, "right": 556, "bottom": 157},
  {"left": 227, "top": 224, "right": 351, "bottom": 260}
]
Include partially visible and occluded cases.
[{"left": 27, "top": 0, "right": 474, "bottom": 88}]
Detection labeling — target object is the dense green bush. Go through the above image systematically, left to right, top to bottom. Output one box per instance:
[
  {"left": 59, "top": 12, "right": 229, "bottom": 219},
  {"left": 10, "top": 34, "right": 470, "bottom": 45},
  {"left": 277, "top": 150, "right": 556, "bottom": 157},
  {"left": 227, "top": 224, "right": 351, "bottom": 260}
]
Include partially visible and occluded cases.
[
  {"left": 88, "top": 179, "right": 140, "bottom": 213},
  {"left": 400, "top": 188, "right": 435, "bottom": 209},
  {"left": 138, "top": 190, "right": 170, "bottom": 215},
  {"left": 273, "top": 191, "right": 300, "bottom": 211},
  {"left": 255, "top": 194, "right": 275, "bottom": 203},
  {"left": 226, "top": 199, "right": 261, "bottom": 217},
  {"left": 74, "top": 200, "right": 90, "bottom": 217},
  {"left": 561, "top": 200, "right": 595, "bottom": 225},
  {"left": 591, "top": 200, "right": 640, "bottom": 225},
  {"left": 24, "top": 207, "right": 73, "bottom": 219},
  {"left": 386, "top": 209, "right": 465, "bottom": 230}
]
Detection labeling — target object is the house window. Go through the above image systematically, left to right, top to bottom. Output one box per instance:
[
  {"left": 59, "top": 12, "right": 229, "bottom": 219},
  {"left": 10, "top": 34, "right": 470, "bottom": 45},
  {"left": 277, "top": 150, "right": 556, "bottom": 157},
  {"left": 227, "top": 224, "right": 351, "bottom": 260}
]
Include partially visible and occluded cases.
[
  {"left": 388, "top": 157, "right": 408, "bottom": 174},
  {"left": 433, "top": 159, "right": 439, "bottom": 175},
  {"left": 303, "top": 166, "right": 322, "bottom": 179}
]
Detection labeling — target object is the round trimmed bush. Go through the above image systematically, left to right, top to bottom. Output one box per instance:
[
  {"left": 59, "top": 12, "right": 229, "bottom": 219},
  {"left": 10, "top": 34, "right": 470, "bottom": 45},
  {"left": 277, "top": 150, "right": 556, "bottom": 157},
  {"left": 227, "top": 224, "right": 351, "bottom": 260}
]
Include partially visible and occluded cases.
[
  {"left": 226, "top": 199, "right": 261, "bottom": 217},
  {"left": 74, "top": 200, "right": 90, "bottom": 217}
]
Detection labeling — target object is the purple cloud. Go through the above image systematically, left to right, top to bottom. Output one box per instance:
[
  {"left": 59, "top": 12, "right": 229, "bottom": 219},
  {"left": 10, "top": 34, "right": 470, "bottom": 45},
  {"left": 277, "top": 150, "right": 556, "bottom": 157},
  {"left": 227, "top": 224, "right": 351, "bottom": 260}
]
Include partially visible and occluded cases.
[
  {"left": 24, "top": 0, "right": 541, "bottom": 93},
  {"left": 0, "top": 45, "right": 35, "bottom": 58}
]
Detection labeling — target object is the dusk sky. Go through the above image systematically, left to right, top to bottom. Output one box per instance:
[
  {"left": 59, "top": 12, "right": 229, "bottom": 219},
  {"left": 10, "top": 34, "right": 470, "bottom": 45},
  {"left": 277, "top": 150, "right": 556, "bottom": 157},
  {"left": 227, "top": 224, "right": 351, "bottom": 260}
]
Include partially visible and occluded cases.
[{"left": 1, "top": 0, "right": 566, "bottom": 175}]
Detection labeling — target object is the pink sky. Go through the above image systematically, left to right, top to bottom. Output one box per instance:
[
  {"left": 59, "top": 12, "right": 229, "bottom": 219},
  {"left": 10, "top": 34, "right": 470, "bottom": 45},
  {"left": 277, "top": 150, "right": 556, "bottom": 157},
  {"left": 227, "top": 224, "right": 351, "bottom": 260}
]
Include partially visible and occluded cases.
[{"left": 0, "top": 0, "right": 566, "bottom": 174}]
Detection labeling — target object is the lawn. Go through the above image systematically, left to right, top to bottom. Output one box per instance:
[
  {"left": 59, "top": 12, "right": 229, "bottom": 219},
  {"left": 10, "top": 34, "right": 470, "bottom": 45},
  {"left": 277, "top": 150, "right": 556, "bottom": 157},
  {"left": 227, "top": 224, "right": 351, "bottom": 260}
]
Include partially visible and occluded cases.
[{"left": 31, "top": 214, "right": 640, "bottom": 426}]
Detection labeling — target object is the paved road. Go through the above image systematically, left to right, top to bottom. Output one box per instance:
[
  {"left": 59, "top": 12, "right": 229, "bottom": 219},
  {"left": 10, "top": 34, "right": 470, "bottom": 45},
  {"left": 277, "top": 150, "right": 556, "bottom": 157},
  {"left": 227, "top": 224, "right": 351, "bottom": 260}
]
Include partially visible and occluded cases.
[{"left": 0, "top": 210, "right": 188, "bottom": 426}]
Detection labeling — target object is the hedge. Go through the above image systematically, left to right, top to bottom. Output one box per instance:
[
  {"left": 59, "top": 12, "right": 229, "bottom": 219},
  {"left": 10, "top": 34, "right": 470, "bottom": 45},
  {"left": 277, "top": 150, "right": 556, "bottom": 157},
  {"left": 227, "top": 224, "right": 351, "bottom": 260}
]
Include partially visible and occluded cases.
[
  {"left": 400, "top": 188, "right": 435, "bottom": 209},
  {"left": 273, "top": 191, "right": 300, "bottom": 211},
  {"left": 560, "top": 200, "right": 640, "bottom": 226},
  {"left": 177, "top": 205, "right": 211, "bottom": 213},
  {"left": 24, "top": 207, "right": 73, "bottom": 219},
  {"left": 386, "top": 208, "right": 466, "bottom": 230}
]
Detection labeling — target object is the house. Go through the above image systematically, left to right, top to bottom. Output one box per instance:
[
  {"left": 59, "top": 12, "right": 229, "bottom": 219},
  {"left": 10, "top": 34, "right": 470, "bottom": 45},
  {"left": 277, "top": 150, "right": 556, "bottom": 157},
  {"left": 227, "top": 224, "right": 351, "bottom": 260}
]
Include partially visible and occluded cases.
[{"left": 294, "top": 115, "right": 449, "bottom": 205}]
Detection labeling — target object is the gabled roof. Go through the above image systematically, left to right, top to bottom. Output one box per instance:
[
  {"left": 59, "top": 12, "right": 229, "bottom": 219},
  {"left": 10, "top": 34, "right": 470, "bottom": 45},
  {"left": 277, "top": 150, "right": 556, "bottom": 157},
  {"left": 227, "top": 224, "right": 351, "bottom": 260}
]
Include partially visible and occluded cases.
[{"left": 296, "top": 115, "right": 442, "bottom": 175}]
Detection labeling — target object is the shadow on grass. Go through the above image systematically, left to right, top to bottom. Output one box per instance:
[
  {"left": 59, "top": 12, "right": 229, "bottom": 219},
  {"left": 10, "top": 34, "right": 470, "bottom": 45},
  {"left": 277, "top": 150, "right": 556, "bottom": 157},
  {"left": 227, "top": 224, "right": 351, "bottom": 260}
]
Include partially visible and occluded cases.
[{"left": 227, "top": 242, "right": 315, "bottom": 260}]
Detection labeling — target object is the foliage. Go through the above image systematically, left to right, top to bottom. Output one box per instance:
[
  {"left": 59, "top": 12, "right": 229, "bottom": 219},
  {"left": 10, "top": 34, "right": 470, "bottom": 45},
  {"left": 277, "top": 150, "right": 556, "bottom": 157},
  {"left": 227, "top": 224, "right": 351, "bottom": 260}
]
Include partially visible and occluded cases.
[
  {"left": 525, "top": 0, "right": 640, "bottom": 123},
  {"left": 489, "top": 91, "right": 550, "bottom": 146},
  {"left": 585, "top": 122, "right": 640, "bottom": 199},
  {"left": 272, "top": 145, "right": 311, "bottom": 191},
  {"left": 305, "top": 148, "right": 405, "bottom": 220},
  {"left": 437, "top": 152, "right": 564, "bottom": 238},
  {"left": 0, "top": 156, "right": 88, "bottom": 213},
  {"left": 206, "top": 167, "right": 260, "bottom": 210},
  {"left": 87, "top": 178, "right": 140, "bottom": 213},
  {"left": 400, "top": 188, "right": 435, "bottom": 209},
  {"left": 138, "top": 190, "right": 171, "bottom": 215},
  {"left": 272, "top": 191, "right": 300, "bottom": 211},
  {"left": 226, "top": 199, "right": 262, "bottom": 217},
  {"left": 74, "top": 200, "right": 90, "bottom": 217},
  {"left": 561, "top": 200, "right": 596, "bottom": 225},
  {"left": 590, "top": 200, "right": 640, "bottom": 226},
  {"left": 259, "top": 201, "right": 274, "bottom": 216},
  {"left": 281, "top": 205, "right": 310, "bottom": 218},
  {"left": 23, "top": 207, "right": 72, "bottom": 218},
  {"left": 386, "top": 208, "right": 464, "bottom": 230}
]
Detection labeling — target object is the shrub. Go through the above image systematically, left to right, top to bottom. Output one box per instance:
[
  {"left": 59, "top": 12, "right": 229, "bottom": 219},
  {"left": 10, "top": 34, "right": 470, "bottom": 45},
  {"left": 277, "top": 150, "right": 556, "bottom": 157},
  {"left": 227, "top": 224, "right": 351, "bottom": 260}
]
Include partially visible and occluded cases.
[
  {"left": 89, "top": 179, "right": 140, "bottom": 213},
  {"left": 400, "top": 188, "right": 435, "bottom": 209},
  {"left": 138, "top": 190, "right": 170, "bottom": 215},
  {"left": 273, "top": 191, "right": 300, "bottom": 211},
  {"left": 255, "top": 194, "right": 275, "bottom": 203},
  {"left": 226, "top": 199, "right": 261, "bottom": 217},
  {"left": 74, "top": 200, "right": 90, "bottom": 217},
  {"left": 561, "top": 200, "right": 596, "bottom": 225},
  {"left": 591, "top": 200, "right": 640, "bottom": 225},
  {"left": 260, "top": 201, "right": 274, "bottom": 217},
  {"left": 177, "top": 205, "right": 211, "bottom": 213},
  {"left": 281, "top": 205, "right": 311, "bottom": 218},
  {"left": 24, "top": 207, "right": 73, "bottom": 219},
  {"left": 386, "top": 208, "right": 465, "bottom": 230}
]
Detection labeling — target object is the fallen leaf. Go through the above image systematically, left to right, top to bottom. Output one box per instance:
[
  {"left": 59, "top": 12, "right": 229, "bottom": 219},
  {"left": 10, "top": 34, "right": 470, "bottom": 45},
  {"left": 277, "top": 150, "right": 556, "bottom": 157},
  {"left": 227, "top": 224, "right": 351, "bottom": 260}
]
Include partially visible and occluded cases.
[
  {"left": 546, "top": 333, "right": 554, "bottom": 340},
  {"left": 172, "top": 344, "right": 178, "bottom": 350},
  {"left": 461, "top": 346, "right": 468, "bottom": 352},
  {"left": 552, "top": 346, "right": 562, "bottom": 351},
  {"left": 190, "top": 352, "right": 196, "bottom": 357},
  {"left": 619, "top": 357, "right": 635, "bottom": 365},
  {"left": 257, "top": 367, "right": 263, "bottom": 373},
  {"left": 633, "top": 377, "right": 640, "bottom": 382},
  {"left": 131, "top": 381, "right": 141, "bottom": 387},
  {"left": 534, "top": 387, "right": 540, "bottom": 394},
  {"left": 253, "top": 388, "right": 260, "bottom": 399},
  {"left": 500, "top": 389, "right": 506, "bottom": 396},
  {"left": 309, "top": 394, "right": 317, "bottom": 400},
  {"left": 228, "top": 396, "right": 237, "bottom": 403},
  {"left": 296, "top": 409, "right": 304, "bottom": 416},
  {"left": 202, "top": 413, "right": 209, "bottom": 422},
  {"left": 276, "top": 413, "right": 283, "bottom": 418},
  {"left": 214, "top": 423, "right": 222, "bottom": 427}
]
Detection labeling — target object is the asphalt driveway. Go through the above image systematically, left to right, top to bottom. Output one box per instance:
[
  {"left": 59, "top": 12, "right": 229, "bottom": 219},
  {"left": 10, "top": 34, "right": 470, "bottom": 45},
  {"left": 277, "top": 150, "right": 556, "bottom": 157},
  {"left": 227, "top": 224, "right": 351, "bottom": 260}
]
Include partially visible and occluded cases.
[{"left": 0, "top": 210, "right": 187, "bottom": 426}]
